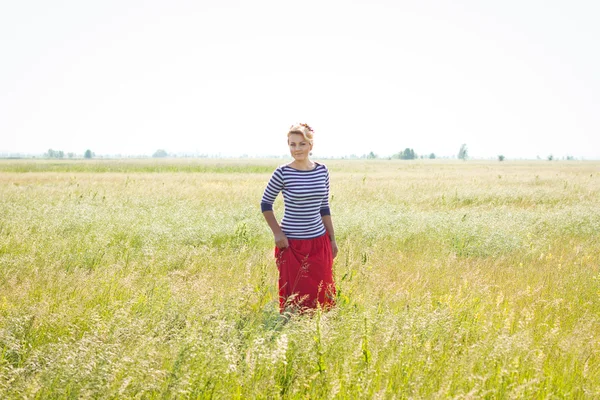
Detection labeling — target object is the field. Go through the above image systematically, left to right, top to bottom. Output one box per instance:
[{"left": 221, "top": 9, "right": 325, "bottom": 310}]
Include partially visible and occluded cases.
[{"left": 1, "top": 158, "right": 599, "bottom": 398}]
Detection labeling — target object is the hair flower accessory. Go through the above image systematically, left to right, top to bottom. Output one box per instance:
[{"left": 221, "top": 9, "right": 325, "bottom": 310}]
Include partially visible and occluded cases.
[{"left": 299, "top": 123, "right": 314, "bottom": 133}]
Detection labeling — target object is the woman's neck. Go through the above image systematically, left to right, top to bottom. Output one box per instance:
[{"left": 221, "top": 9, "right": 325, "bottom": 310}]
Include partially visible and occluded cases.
[{"left": 289, "top": 160, "right": 315, "bottom": 170}]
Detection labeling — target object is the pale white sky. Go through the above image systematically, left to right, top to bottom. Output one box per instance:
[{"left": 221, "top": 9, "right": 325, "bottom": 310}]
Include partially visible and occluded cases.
[{"left": 1, "top": 0, "right": 599, "bottom": 159}]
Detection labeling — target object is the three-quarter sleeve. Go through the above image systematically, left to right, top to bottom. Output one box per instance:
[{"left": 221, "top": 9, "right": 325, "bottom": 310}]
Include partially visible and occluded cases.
[
  {"left": 320, "top": 167, "right": 331, "bottom": 216},
  {"left": 261, "top": 168, "right": 284, "bottom": 212}
]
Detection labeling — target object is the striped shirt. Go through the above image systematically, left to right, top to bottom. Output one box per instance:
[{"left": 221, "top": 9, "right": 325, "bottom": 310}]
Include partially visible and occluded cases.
[{"left": 261, "top": 163, "right": 331, "bottom": 239}]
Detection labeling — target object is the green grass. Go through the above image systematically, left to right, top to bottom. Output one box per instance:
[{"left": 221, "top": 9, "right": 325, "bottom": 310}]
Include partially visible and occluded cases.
[{"left": 0, "top": 159, "right": 599, "bottom": 398}]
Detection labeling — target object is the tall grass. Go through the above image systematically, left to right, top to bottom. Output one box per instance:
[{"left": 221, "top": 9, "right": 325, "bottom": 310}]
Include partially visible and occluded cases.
[{"left": 0, "top": 160, "right": 599, "bottom": 398}]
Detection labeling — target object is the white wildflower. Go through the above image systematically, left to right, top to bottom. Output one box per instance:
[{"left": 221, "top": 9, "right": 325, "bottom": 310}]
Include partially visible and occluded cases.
[{"left": 272, "top": 334, "right": 288, "bottom": 366}]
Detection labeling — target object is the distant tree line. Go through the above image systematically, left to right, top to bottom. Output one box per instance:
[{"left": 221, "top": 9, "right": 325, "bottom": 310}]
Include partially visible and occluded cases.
[
  {"left": 355, "top": 143, "right": 473, "bottom": 160},
  {"left": 38, "top": 146, "right": 580, "bottom": 161},
  {"left": 360, "top": 148, "right": 436, "bottom": 160},
  {"left": 45, "top": 149, "right": 95, "bottom": 159}
]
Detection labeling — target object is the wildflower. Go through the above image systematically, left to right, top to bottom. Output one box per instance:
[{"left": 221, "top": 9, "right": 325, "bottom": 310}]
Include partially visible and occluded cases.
[{"left": 272, "top": 334, "right": 288, "bottom": 366}]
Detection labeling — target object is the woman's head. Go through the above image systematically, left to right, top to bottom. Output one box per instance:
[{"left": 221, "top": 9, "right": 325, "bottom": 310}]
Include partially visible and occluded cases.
[
  {"left": 287, "top": 123, "right": 314, "bottom": 144},
  {"left": 287, "top": 123, "right": 314, "bottom": 161}
]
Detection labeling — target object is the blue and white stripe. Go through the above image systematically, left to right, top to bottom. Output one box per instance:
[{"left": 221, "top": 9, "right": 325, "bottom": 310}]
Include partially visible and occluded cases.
[{"left": 261, "top": 163, "right": 331, "bottom": 239}]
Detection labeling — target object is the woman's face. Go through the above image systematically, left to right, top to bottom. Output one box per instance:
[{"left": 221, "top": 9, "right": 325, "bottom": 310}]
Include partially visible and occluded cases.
[{"left": 288, "top": 133, "right": 312, "bottom": 161}]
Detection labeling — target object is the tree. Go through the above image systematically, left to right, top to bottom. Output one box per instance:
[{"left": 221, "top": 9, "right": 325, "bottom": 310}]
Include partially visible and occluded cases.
[
  {"left": 458, "top": 144, "right": 468, "bottom": 160},
  {"left": 392, "top": 148, "right": 417, "bottom": 160},
  {"left": 402, "top": 148, "right": 415, "bottom": 160},
  {"left": 45, "top": 149, "right": 65, "bottom": 159},
  {"left": 84, "top": 149, "right": 94, "bottom": 159},
  {"left": 153, "top": 149, "right": 168, "bottom": 158},
  {"left": 429, "top": 153, "right": 436, "bottom": 159},
  {"left": 547, "top": 154, "right": 554, "bottom": 161},
  {"left": 498, "top": 155, "right": 505, "bottom": 162}
]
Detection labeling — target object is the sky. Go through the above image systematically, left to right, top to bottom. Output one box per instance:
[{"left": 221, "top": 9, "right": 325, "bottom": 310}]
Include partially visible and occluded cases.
[{"left": 1, "top": 0, "right": 599, "bottom": 159}]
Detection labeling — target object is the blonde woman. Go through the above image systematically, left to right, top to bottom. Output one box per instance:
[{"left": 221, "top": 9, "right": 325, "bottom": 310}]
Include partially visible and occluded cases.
[{"left": 261, "top": 123, "right": 337, "bottom": 312}]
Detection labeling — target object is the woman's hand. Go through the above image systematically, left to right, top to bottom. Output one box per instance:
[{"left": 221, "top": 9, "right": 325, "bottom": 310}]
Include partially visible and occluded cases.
[
  {"left": 274, "top": 232, "right": 289, "bottom": 249},
  {"left": 330, "top": 239, "right": 338, "bottom": 259}
]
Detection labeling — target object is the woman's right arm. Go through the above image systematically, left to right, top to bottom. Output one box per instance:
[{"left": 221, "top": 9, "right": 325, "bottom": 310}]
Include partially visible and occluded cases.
[
  {"left": 261, "top": 168, "right": 288, "bottom": 249},
  {"left": 262, "top": 211, "right": 289, "bottom": 249}
]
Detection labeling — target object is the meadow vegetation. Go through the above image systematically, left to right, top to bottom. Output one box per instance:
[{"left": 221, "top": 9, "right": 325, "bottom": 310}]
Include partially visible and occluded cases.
[{"left": 0, "top": 159, "right": 599, "bottom": 398}]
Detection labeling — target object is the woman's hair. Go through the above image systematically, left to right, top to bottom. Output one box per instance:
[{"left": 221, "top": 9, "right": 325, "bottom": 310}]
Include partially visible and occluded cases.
[{"left": 287, "top": 123, "right": 314, "bottom": 144}]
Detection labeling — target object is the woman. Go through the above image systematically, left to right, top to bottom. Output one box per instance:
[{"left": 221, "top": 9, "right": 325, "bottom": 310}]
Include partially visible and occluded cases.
[{"left": 261, "top": 123, "right": 338, "bottom": 312}]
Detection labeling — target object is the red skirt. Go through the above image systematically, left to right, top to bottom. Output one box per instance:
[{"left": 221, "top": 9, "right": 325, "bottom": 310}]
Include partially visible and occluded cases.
[{"left": 275, "top": 234, "right": 336, "bottom": 312}]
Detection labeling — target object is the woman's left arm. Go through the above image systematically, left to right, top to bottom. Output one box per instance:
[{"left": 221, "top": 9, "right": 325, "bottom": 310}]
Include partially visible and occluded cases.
[
  {"left": 320, "top": 166, "right": 337, "bottom": 258},
  {"left": 321, "top": 215, "right": 338, "bottom": 259}
]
